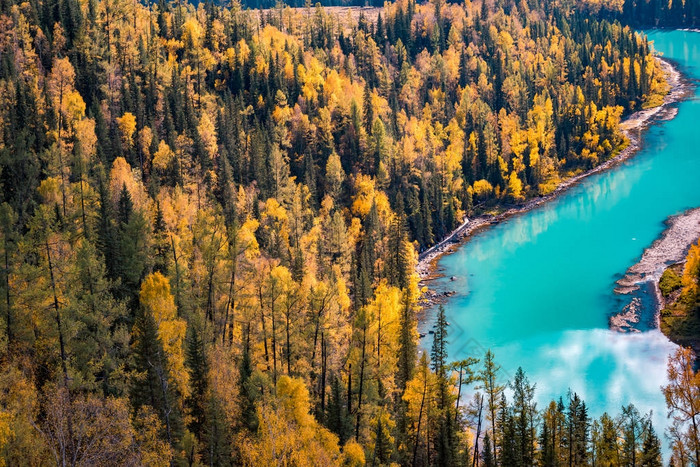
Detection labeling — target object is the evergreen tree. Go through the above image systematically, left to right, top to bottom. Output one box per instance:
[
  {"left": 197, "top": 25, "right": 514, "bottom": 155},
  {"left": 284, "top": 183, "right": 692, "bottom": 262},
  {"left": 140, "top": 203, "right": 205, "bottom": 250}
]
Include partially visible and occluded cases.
[
  {"left": 131, "top": 305, "right": 182, "bottom": 446},
  {"left": 430, "top": 305, "right": 448, "bottom": 375},
  {"left": 185, "top": 322, "right": 209, "bottom": 440},
  {"left": 238, "top": 327, "right": 258, "bottom": 433},
  {"left": 479, "top": 350, "right": 505, "bottom": 464},
  {"left": 511, "top": 367, "right": 536, "bottom": 466},
  {"left": 326, "top": 372, "right": 352, "bottom": 445},
  {"left": 565, "top": 392, "right": 589, "bottom": 466},
  {"left": 498, "top": 395, "right": 518, "bottom": 467},
  {"left": 620, "top": 404, "right": 647, "bottom": 467},
  {"left": 372, "top": 415, "right": 393, "bottom": 465},
  {"left": 539, "top": 419, "right": 556, "bottom": 467},
  {"left": 640, "top": 422, "right": 663, "bottom": 467},
  {"left": 483, "top": 432, "right": 495, "bottom": 467}
]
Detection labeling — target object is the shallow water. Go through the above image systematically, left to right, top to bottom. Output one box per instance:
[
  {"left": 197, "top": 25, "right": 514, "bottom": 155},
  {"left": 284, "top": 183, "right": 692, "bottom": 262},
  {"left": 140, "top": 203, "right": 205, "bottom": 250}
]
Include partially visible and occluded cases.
[{"left": 428, "top": 30, "right": 700, "bottom": 448}]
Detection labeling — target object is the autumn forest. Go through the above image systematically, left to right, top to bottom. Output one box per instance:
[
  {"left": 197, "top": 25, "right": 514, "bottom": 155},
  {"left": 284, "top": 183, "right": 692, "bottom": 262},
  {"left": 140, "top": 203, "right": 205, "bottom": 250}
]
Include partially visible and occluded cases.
[{"left": 0, "top": 0, "right": 698, "bottom": 464}]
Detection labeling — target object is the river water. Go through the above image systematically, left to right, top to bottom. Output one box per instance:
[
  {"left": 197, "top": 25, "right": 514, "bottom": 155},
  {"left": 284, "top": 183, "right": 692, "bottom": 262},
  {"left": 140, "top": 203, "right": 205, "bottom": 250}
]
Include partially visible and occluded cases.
[{"left": 427, "top": 30, "right": 700, "bottom": 445}]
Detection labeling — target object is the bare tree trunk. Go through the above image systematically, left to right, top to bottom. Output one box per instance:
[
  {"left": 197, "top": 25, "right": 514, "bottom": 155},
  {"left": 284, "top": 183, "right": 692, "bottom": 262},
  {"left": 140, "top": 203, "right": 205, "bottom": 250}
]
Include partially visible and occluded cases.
[
  {"left": 223, "top": 248, "right": 237, "bottom": 346},
  {"left": 310, "top": 293, "right": 328, "bottom": 367},
  {"left": 455, "top": 367, "right": 463, "bottom": 422},
  {"left": 473, "top": 394, "right": 483, "bottom": 467},
  {"left": 692, "top": 414, "right": 700, "bottom": 466}
]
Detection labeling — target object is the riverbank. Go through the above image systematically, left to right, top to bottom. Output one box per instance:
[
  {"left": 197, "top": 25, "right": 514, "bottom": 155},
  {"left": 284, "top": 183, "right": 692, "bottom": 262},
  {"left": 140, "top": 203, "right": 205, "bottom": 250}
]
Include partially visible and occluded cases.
[
  {"left": 417, "top": 56, "right": 691, "bottom": 308},
  {"left": 611, "top": 207, "right": 700, "bottom": 332},
  {"left": 657, "top": 258, "right": 700, "bottom": 355}
]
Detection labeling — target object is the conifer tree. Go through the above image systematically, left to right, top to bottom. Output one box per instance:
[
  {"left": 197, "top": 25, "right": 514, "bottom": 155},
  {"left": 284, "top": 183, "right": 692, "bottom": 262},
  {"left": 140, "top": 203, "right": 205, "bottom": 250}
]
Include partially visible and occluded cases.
[
  {"left": 185, "top": 322, "right": 209, "bottom": 440},
  {"left": 479, "top": 350, "right": 505, "bottom": 464},
  {"left": 511, "top": 367, "right": 536, "bottom": 466},
  {"left": 640, "top": 422, "right": 663, "bottom": 467},
  {"left": 482, "top": 432, "right": 495, "bottom": 467}
]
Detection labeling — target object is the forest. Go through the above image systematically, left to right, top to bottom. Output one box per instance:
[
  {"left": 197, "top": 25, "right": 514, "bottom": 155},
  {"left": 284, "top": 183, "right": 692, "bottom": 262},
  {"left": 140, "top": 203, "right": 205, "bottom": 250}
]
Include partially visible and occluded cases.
[
  {"left": 0, "top": 0, "right": 694, "bottom": 464},
  {"left": 588, "top": 0, "right": 700, "bottom": 29}
]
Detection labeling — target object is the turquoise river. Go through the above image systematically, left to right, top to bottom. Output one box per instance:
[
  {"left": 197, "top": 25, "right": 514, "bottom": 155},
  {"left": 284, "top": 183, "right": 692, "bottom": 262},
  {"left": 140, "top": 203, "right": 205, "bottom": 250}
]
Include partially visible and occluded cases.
[{"left": 427, "top": 29, "right": 700, "bottom": 447}]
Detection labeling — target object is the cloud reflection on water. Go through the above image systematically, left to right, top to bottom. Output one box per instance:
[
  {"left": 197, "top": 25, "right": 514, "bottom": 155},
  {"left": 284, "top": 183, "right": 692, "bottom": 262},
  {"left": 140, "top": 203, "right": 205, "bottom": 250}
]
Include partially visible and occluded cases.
[{"left": 491, "top": 329, "right": 676, "bottom": 444}]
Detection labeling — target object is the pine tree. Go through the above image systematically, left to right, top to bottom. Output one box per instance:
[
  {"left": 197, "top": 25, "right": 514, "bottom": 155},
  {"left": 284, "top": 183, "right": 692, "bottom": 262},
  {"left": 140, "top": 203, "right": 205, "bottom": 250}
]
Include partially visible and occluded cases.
[
  {"left": 363, "top": 84, "right": 374, "bottom": 136},
  {"left": 112, "top": 184, "right": 149, "bottom": 306},
  {"left": 0, "top": 203, "right": 16, "bottom": 349},
  {"left": 69, "top": 240, "right": 128, "bottom": 396},
  {"left": 395, "top": 289, "right": 417, "bottom": 460},
  {"left": 131, "top": 305, "right": 182, "bottom": 446},
  {"left": 430, "top": 305, "right": 448, "bottom": 375},
  {"left": 432, "top": 306, "right": 457, "bottom": 466},
  {"left": 185, "top": 322, "right": 209, "bottom": 440},
  {"left": 238, "top": 327, "right": 258, "bottom": 433},
  {"left": 479, "top": 350, "right": 505, "bottom": 465},
  {"left": 511, "top": 367, "right": 536, "bottom": 466},
  {"left": 326, "top": 372, "right": 351, "bottom": 445},
  {"left": 566, "top": 392, "right": 589, "bottom": 466},
  {"left": 202, "top": 394, "right": 233, "bottom": 467},
  {"left": 498, "top": 395, "right": 517, "bottom": 467},
  {"left": 620, "top": 404, "right": 647, "bottom": 467},
  {"left": 373, "top": 415, "right": 392, "bottom": 465},
  {"left": 539, "top": 420, "right": 555, "bottom": 467},
  {"left": 640, "top": 422, "right": 663, "bottom": 467},
  {"left": 483, "top": 432, "right": 495, "bottom": 467}
]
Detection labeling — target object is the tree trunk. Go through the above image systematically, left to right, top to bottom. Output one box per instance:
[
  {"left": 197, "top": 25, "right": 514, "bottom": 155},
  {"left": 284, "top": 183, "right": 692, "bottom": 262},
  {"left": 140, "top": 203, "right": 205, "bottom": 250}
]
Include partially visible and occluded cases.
[
  {"left": 57, "top": 84, "right": 67, "bottom": 219},
  {"left": 79, "top": 175, "right": 88, "bottom": 238},
  {"left": 170, "top": 235, "right": 181, "bottom": 312},
  {"left": 46, "top": 240, "right": 69, "bottom": 387},
  {"left": 46, "top": 240, "right": 76, "bottom": 462},
  {"left": 4, "top": 246, "right": 11, "bottom": 347},
  {"left": 223, "top": 247, "right": 237, "bottom": 346},
  {"left": 205, "top": 263, "right": 215, "bottom": 324},
  {"left": 257, "top": 282, "right": 269, "bottom": 369},
  {"left": 270, "top": 285, "right": 278, "bottom": 385},
  {"left": 310, "top": 293, "right": 328, "bottom": 368},
  {"left": 285, "top": 306, "right": 291, "bottom": 375},
  {"left": 355, "top": 321, "right": 367, "bottom": 439},
  {"left": 320, "top": 332, "right": 327, "bottom": 413},
  {"left": 347, "top": 363, "right": 352, "bottom": 416},
  {"left": 412, "top": 367, "right": 428, "bottom": 467},
  {"left": 455, "top": 367, "right": 463, "bottom": 423},
  {"left": 488, "top": 375, "right": 498, "bottom": 466},
  {"left": 473, "top": 394, "right": 483, "bottom": 467},
  {"left": 692, "top": 414, "right": 700, "bottom": 466}
]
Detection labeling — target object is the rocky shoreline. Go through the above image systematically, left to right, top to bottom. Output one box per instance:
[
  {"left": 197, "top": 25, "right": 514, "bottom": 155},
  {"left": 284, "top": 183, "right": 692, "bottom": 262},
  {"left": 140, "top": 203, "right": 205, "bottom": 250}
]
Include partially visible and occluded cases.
[
  {"left": 417, "top": 56, "right": 691, "bottom": 311},
  {"left": 611, "top": 208, "right": 700, "bottom": 332}
]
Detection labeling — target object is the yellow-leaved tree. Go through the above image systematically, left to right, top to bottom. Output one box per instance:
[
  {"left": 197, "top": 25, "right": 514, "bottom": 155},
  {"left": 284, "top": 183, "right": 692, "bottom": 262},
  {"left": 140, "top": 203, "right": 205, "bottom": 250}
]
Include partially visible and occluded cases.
[
  {"left": 116, "top": 112, "right": 137, "bottom": 152},
  {"left": 682, "top": 240, "right": 700, "bottom": 301},
  {"left": 139, "top": 272, "right": 189, "bottom": 398},
  {"left": 241, "top": 376, "right": 342, "bottom": 466}
]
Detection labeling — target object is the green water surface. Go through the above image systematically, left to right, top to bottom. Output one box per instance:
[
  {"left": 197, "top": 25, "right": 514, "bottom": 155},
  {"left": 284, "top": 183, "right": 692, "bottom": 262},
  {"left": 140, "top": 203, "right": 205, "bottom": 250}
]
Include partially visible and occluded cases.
[{"left": 431, "top": 30, "right": 700, "bottom": 443}]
